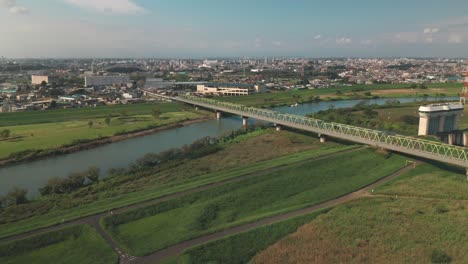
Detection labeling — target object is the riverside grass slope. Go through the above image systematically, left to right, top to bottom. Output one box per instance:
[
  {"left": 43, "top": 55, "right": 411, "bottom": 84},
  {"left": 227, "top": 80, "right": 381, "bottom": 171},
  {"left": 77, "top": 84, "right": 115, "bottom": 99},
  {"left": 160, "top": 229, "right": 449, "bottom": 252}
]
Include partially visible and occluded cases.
[
  {"left": 0, "top": 103, "right": 206, "bottom": 159},
  {"left": 0, "top": 130, "right": 351, "bottom": 239},
  {"left": 103, "top": 148, "right": 407, "bottom": 256},
  {"left": 252, "top": 162, "right": 468, "bottom": 264},
  {"left": 0, "top": 225, "right": 117, "bottom": 264}
]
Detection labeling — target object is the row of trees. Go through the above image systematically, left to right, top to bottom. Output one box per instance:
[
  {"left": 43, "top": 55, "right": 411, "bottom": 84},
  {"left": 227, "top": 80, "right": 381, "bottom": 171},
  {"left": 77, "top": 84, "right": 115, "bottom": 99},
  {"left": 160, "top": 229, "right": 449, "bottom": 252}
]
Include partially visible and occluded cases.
[
  {"left": 39, "top": 167, "right": 100, "bottom": 196},
  {"left": 0, "top": 187, "right": 28, "bottom": 209}
]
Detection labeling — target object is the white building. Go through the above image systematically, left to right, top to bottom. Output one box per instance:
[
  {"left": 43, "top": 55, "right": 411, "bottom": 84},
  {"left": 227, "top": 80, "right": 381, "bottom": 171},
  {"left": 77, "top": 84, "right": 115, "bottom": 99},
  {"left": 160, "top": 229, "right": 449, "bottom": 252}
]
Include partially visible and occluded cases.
[
  {"left": 85, "top": 76, "right": 131, "bottom": 87},
  {"left": 196, "top": 83, "right": 262, "bottom": 96}
]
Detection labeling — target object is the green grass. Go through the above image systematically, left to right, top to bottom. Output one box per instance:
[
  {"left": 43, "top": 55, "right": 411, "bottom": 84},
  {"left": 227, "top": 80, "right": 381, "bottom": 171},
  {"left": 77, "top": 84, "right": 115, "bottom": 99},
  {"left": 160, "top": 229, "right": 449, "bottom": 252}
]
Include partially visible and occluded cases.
[
  {"left": 218, "top": 83, "right": 460, "bottom": 107},
  {"left": 0, "top": 102, "right": 184, "bottom": 127},
  {"left": 0, "top": 111, "right": 201, "bottom": 159},
  {"left": 0, "top": 145, "right": 354, "bottom": 239},
  {"left": 103, "top": 148, "right": 406, "bottom": 256},
  {"left": 375, "top": 163, "right": 468, "bottom": 200},
  {"left": 252, "top": 197, "right": 468, "bottom": 263},
  {"left": 178, "top": 209, "right": 329, "bottom": 264},
  {"left": 0, "top": 225, "right": 117, "bottom": 264}
]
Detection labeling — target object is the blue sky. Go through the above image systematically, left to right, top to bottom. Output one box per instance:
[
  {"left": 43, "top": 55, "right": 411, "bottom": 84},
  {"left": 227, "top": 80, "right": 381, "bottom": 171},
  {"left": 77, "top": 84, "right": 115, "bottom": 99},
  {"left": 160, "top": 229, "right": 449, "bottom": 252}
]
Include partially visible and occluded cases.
[{"left": 1, "top": 0, "right": 468, "bottom": 58}]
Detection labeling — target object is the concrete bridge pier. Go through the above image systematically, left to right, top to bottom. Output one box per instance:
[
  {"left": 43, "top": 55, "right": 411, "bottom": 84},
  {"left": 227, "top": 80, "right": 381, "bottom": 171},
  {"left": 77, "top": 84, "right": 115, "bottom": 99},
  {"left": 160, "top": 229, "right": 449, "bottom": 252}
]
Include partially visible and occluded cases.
[
  {"left": 216, "top": 111, "right": 222, "bottom": 119},
  {"left": 242, "top": 116, "right": 248, "bottom": 126},
  {"left": 319, "top": 134, "right": 327, "bottom": 143},
  {"left": 466, "top": 168, "right": 468, "bottom": 181}
]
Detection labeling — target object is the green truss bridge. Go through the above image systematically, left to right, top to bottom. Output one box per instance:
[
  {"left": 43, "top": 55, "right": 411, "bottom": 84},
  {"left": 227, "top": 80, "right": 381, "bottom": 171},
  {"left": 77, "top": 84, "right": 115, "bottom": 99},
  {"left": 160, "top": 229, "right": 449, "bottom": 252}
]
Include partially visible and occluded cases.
[{"left": 144, "top": 91, "right": 468, "bottom": 172}]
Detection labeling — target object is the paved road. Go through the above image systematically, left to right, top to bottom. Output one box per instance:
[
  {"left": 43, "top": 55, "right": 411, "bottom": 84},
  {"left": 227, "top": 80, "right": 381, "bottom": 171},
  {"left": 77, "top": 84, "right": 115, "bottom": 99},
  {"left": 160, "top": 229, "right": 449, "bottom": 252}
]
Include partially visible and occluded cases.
[
  {"left": 0, "top": 147, "right": 361, "bottom": 264},
  {"left": 140, "top": 163, "right": 417, "bottom": 264}
]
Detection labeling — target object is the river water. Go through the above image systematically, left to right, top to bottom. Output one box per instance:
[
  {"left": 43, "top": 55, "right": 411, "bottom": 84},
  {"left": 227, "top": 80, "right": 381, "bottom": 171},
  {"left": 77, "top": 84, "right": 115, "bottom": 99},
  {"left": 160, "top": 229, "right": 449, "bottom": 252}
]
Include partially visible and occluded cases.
[{"left": 0, "top": 96, "right": 458, "bottom": 196}]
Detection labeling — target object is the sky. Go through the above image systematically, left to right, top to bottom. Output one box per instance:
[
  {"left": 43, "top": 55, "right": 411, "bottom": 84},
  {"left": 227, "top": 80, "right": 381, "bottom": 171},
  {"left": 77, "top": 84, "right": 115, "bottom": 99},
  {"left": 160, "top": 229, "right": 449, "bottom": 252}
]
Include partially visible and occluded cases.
[{"left": 1, "top": 0, "right": 468, "bottom": 58}]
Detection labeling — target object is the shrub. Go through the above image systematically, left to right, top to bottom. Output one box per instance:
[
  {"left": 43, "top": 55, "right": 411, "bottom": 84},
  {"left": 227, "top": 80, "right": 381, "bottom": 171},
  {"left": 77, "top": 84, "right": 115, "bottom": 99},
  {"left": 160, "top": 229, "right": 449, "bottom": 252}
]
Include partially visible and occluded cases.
[
  {"left": 0, "top": 129, "right": 10, "bottom": 138},
  {"left": 431, "top": 249, "right": 452, "bottom": 263}
]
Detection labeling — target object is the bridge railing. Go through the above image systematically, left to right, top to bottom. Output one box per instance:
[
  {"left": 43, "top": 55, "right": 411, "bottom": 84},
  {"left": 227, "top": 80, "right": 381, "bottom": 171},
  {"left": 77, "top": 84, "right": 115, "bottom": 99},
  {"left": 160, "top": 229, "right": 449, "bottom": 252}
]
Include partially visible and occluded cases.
[{"left": 177, "top": 94, "right": 468, "bottom": 165}]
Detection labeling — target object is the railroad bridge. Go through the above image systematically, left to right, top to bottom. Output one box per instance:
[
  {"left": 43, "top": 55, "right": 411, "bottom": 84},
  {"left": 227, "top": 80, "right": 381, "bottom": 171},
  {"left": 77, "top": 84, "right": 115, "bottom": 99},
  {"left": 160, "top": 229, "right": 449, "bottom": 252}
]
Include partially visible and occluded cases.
[{"left": 144, "top": 91, "right": 468, "bottom": 174}]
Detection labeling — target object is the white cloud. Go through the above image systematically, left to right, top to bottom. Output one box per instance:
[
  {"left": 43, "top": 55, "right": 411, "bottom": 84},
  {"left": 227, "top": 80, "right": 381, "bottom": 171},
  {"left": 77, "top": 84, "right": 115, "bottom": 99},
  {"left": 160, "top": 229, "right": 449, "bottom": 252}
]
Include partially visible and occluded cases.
[
  {"left": 0, "top": 0, "right": 28, "bottom": 15},
  {"left": 64, "top": 0, "right": 146, "bottom": 15},
  {"left": 423, "top": 27, "right": 439, "bottom": 34},
  {"left": 448, "top": 33, "right": 463, "bottom": 44},
  {"left": 313, "top": 34, "right": 322, "bottom": 40},
  {"left": 254, "top": 37, "right": 262, "bottom": 48},
  {"left": 336, "top": 37, "right": 352, "bottom": 45},
  {"left": 272, "top": 41, "right": 283, "bottom": 47}
]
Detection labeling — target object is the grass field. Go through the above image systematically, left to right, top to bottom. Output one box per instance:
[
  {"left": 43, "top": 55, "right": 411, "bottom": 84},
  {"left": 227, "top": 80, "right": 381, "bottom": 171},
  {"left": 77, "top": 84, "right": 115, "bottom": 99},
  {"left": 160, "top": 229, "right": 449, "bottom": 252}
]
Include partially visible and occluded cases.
[
  {"left": 218, "top": 83, "right": 460, "bottom": 107},
  {"left": 0, "top": 102, "right": 206, "bottom": 159},
  {"left": 0, "top": 102, "right": 185, "bottom": 127},
  {"left": 0, "top": 111, "right": 200, "bottom": 159},
  {"left": 0, "top": 131, "right": 353, "bottom": 239},
  {"left": 103, "top": 148, "right": 406, "bottom": 256},
  {"left": 253, "top": 159, "right": 468, "bottom": 263},
  {"left": 375, "top": 163, "right": 468, "bottom": 200},
  {"left": 253, "top": 197, "right": 468, "bottom": 264},
  {"left": 178, "top": 209, "right": 330, "bottom": 264},
  {"left": 0, "top": 225, "right": 117, "bottom": 264}
]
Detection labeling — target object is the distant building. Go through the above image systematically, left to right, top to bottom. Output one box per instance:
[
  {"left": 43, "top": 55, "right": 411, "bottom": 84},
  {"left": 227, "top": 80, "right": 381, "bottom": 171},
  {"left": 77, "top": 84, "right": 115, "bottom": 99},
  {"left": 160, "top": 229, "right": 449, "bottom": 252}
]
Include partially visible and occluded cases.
[
  {"left": 31, "top": 75, "right": 51, "bottom": 85},
  {"left": 84, "top": 76, "right": 131, "bottom": 87},
  {"left": 145, "top": 78, "right": 173, "bottom": 89},
  {"left": 196, "top": 83, "right": 263, "bottom": 96},
  {"left": 0, "top": 100, "right": 13, "bottom": 113},
  {"left": 418, "top": 103, "right": 464, "bottom": 136}
]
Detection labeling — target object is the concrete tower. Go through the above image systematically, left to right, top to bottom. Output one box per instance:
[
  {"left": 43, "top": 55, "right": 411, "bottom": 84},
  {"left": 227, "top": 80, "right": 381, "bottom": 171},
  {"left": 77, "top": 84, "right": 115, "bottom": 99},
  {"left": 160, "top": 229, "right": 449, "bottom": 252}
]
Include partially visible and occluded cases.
[{"left": 418, "top": 103, "right": 464, "bottom": 136}]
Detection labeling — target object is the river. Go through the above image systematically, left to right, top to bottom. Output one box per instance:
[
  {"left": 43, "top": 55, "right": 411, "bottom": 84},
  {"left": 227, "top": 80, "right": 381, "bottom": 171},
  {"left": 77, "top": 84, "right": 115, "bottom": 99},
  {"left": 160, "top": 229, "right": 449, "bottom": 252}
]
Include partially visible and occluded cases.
[{"left": 0, "top": 96, "right": 458, "bottom": 196}]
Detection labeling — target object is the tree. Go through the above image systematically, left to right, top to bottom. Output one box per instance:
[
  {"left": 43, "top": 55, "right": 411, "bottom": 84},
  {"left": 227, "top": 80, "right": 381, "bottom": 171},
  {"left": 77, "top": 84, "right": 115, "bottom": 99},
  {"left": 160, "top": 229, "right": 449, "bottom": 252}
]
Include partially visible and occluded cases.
[
  {"left": 40, "top": 80, "right": 47, "bottom": 87},
  {"left": 420, "top": 83, "right": 428, "bottom": 89},
  {"left": 49, "top": 100, "right": 57, "bottom": 109},
  {"left": 152, "top": 108, "right": 161, "bottom": 119},
  {"left": 104, "top": 116, "right": 111, "bottom": 126},
  {"left": 88, "top": 121, "right": 93, "bottom": 128},
  {"left": 0, "top": 129, "right": 10, "bottom": 138},
  {"left": 86, "top": 166, "right": 100, "bottom": 183},
  {"left": 8, "top": 187, "right": 28, "bottom": 205}
]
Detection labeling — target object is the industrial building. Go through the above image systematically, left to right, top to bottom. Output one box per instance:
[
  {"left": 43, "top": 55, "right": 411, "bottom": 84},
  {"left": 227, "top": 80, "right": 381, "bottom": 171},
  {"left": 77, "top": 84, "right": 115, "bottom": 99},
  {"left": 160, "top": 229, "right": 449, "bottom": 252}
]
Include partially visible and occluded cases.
[
  {"left": 31, "top": 75, "right": 53, "bottom": 85},
  {"left": 84, "top": 76, "right": 130, "bottom": 87},
  {"left": 144, "top": 78, "right": 173, "bottom": 89},
  {"left": 196, "top": 83, "right": 262, "bottom": 96},
  {"left": 418, "top": 102, "right": 464, "bottom": 136}
]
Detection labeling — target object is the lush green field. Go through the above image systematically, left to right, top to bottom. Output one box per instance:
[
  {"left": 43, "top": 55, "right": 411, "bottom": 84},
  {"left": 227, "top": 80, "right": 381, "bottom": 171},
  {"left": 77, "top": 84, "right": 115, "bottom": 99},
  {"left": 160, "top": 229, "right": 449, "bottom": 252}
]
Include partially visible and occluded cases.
[
  {"left": 219, "top": 83, "right": 460, "bottom": 107},
  {"left": 0, "top": 102, "right": 185, "bottom": 127},
  {"left": 0, "top": 111, "right": 200, "bottom": 159},
  {"left": 0, "top": 132, "right": 353, "bottom": 239},
  {"left": 103, "top": 148, "right": 406, "bottom": 256},
  {"left": 375, "top": 163, "right": 468, "bottom": 200},
  {"left": 253, "top": 197, "right": 468, "bottom": 263},
  {"left": 178, "top": 209, "right": 330, "bottom": 264},
  {"left": 0, "top": 225, "right": 117, "bottom": 264}
]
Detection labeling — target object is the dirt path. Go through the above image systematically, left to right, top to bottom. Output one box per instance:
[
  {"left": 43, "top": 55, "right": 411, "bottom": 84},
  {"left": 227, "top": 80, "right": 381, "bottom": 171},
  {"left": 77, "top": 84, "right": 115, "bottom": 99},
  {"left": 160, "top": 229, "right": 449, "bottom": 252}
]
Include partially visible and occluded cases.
[{"left": 139, "top": 164, "right": 417, "bottom": 264}]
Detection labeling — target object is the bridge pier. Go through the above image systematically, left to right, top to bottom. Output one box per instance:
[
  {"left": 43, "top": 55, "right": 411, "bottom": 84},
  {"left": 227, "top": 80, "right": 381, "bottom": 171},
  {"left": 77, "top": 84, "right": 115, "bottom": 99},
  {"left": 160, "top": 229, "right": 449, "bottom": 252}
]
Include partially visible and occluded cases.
[
  {"left": 216, "top": 111, "right": 222, "bottom": 119},
  {"left": 242, "top": 116, "right": 248, "bottom": 126},
  {"left": 276, "top": 125, "right": 282, "bottom": 131},
  {"left": 448, "top": 134, "right": 454, "bottom": 145},
  {"left": 466, "top": 168, "right": 468, "bottom": 181}
]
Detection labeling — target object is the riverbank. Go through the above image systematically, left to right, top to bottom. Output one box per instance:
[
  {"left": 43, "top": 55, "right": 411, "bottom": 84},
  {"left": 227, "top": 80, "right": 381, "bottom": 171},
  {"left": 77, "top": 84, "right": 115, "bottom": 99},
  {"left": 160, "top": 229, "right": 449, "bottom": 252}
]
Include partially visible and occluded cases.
[
  {"left": 218, "top": 82, "right": 460, "bottom": 108},
  {"left": 0, "top": 116, "right": 212, "bottom": 168}
]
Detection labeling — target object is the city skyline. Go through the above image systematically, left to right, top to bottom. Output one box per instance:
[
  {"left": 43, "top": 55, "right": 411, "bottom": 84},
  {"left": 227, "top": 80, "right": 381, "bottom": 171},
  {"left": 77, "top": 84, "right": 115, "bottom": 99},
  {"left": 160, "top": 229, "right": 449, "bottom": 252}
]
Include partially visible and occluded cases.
[{"left": 1, "top": 0, "right": 468, "bottom": 58}]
